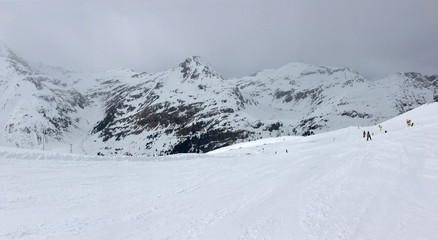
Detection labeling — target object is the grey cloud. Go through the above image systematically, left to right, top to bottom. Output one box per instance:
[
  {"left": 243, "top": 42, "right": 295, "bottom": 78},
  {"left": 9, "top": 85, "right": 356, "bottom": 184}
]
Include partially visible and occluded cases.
[{"left": 0, "top": 0, "right": 437, "bottom": 79}]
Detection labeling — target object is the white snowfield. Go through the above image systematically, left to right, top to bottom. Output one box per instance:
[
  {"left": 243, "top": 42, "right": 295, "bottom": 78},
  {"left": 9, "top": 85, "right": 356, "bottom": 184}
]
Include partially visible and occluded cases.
[{"left": 1, "top": 103, "right": 438, "bottom": 240}]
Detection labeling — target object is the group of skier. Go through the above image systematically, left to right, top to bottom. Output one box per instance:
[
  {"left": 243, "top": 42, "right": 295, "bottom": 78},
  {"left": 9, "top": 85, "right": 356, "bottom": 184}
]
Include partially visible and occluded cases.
[
  {"left": 362, "top": 118, "right": 415, "bottom": 141},
  {"left": 362, "top": 124, "right": 385, "bottom": 141}
]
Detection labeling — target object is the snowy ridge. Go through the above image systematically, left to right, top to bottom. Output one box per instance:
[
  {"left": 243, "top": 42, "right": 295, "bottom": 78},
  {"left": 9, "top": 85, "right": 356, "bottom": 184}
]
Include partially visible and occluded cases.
[
  {"left": 0, "top": 44, "right": 437, "bottom": 155},
  {"left": 1, "top": 103, "right": 438, "bottom": 239}
]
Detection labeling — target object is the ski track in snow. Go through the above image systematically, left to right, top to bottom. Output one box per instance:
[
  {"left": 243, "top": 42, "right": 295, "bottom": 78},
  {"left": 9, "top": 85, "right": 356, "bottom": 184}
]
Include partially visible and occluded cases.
[{"left": 1, "top": 103, "right": 438, "bottom": 239}]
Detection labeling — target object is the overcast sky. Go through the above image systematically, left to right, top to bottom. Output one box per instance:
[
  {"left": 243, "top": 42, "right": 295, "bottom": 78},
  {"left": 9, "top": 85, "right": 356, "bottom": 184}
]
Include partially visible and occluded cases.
[{"left": 0, "top": 0, "right": 437, "bottom": 79}]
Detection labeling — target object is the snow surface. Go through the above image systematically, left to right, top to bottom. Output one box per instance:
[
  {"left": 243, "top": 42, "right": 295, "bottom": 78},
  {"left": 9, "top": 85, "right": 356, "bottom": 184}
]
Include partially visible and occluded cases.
[{"left": 1, "top": 103, "right": 438, "bottom": 239}]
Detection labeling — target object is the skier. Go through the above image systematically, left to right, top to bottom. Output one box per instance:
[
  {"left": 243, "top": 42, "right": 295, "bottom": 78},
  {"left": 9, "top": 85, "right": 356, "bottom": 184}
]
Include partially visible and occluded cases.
[
  {"left": 363, "top": 131, "right": 366, "bottom": 138},
  {"left": 366, "top": 131, "right": 372, "bottom": 141}
]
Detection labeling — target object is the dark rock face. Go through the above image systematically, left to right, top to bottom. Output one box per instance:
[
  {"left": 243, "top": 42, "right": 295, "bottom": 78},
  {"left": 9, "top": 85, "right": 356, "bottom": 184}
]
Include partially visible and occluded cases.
[
  {"left": 179, "top": 56, "right": 223, "bottom": 81},
  {"left": 274, "top": 90, "right": 294, "bottom": 103},
  {"left": 136, "top": 102, "right": 204, "bottom": 130},
  {"left": 92, "top": 105, "right": 117, "bottom": 136},
  {"left": 341, "top": 110, "right": 373, "bottom": 119},
  {"left": 293, "top": 117, "right": 325, "bottom": 135},
  {"left": 265, "top": 122, "right": 283, "bottom": 132},
  {"left": 169, "top": 129, "right": 249, "bottom": 154}
]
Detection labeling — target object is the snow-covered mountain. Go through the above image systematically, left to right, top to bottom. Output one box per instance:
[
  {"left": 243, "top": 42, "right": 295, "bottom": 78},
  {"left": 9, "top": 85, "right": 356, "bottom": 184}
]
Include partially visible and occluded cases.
[
  {"left": 0, "top": 43, "right": 437, "bottom": 155},
  {"left": 0, "top": 43, "right": 88, "bottom": 149},
  {"left": 83, "top": 56, "right": 252, "bottom": 155},
  {"left": 235, "top": 64, "right": 438, "bottom": 134}
]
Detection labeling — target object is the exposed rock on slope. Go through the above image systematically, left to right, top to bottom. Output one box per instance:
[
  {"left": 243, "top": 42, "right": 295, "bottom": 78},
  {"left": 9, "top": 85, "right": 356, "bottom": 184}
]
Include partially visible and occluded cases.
[{"left": 0, "top": 44, "right": 437, "bottom": 155}]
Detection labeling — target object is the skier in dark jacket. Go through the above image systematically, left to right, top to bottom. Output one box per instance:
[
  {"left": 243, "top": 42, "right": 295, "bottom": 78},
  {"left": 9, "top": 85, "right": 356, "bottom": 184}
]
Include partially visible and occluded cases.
[
  {"left": 363, "top": 131, "right": 366, "bottom": 138},
  {"left": 366, "top": 131, "right": 372, "bottom": 141}
]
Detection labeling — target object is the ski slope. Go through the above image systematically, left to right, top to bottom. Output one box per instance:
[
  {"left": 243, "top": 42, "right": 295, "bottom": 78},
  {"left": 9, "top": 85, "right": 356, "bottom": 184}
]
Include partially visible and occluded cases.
[{"left": 1, "top": 103, "right": 438, "bottom": 240}]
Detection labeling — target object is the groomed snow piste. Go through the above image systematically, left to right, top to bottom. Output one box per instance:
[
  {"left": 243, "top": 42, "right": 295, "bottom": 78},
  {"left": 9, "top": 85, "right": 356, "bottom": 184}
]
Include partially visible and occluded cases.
[{"left": 1, "top": 103, "right": 438, "bottom": 240}]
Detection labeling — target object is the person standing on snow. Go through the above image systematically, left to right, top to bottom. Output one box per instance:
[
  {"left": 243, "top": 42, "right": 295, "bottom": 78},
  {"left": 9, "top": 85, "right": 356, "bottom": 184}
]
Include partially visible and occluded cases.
[
  {"left": 363, "top": 131, "right": 366, "bottom": 138},
  {"left": 366, "top": 131, "right": 372, "bottom": 141}
]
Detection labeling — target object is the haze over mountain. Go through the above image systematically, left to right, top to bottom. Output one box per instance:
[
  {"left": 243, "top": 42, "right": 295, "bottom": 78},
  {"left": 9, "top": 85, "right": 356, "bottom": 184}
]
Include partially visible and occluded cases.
[
  {"left": 1, "top": 0, "right": 437, "bottom": 80},
  {"left": 0, "top": 43, "right": 437, "bottom": 155}
]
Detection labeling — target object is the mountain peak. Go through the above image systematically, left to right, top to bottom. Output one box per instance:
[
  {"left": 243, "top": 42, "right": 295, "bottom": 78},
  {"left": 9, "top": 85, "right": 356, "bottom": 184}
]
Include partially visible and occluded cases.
[
  {"left": 0, "top": 41, "right": 11, "bottom": 58},
  {"left": 0, "top": 43, "right": 34, "bottom": 74},
  {"left": 183, "top": 55, "right": 203, "bottom": 63},
  {"left": 178, "top": 56, "right": 223, "bottom": 81},
  {"left": 178, "top": 56, "right": 208, "bottom": 70}
]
